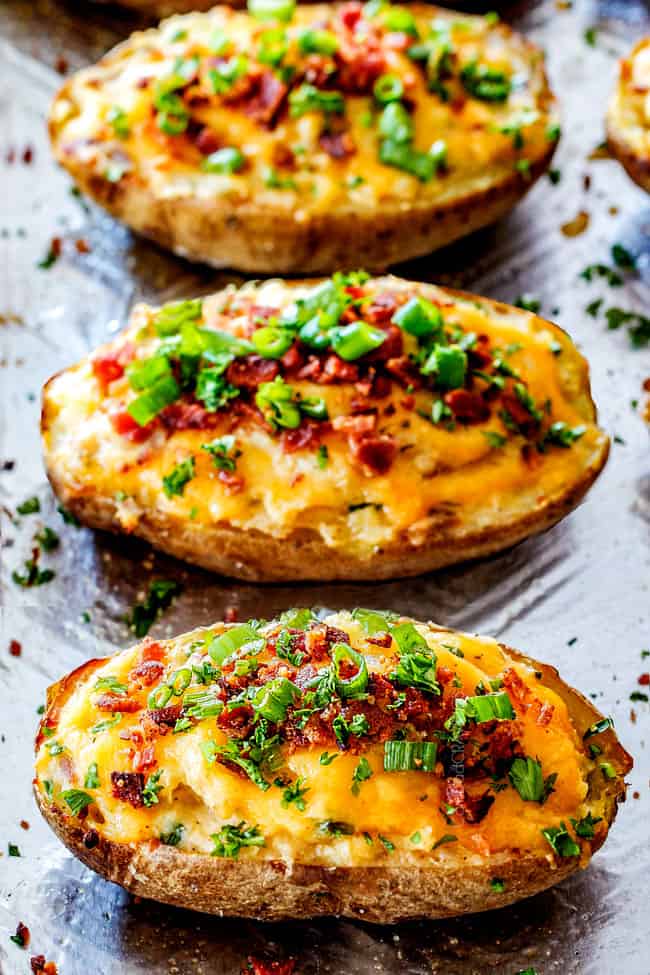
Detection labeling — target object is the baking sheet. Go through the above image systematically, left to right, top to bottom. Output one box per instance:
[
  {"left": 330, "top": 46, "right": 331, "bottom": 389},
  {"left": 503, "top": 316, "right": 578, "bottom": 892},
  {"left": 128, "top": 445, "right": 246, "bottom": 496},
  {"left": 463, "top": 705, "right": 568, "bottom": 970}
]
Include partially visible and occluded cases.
[{"left": 1, "top": 0, "right": 649, "bottom": 972}]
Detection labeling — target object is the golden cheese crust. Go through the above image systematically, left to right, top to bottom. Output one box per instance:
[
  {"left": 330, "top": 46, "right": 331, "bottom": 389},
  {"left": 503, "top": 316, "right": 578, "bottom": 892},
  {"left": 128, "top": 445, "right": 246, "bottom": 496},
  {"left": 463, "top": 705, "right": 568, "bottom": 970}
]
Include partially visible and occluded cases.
[
  {"left": 49, "top": 3, "right": 558, "bottom": 273},
  {"left": 607, "top": 38, "right": 650, "bottom": 193},
  {"left": 41, "top": 275, "right": 609, "bottom": 582},
  {"left": 34, "top": 611, "right": 632, "bottom": 922}
]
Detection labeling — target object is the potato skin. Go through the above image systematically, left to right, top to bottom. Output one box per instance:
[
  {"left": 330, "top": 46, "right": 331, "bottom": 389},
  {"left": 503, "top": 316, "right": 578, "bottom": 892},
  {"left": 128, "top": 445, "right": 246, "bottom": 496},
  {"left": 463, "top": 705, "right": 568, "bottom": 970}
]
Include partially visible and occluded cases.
[
  {"left": 49, "top": 5, "right": 558, "bottom": 274},
  {"left": 606, "top": 38, "right": 650, "bottom": 193},
  {"left": 47, "top": 131, "right": 555, "bottom": 275},
  {"left": 41, "top": 283, "right": 609, "bottom": 583},
  {"left": 34, "top": 645, "right": 631, "bottom": 922}
]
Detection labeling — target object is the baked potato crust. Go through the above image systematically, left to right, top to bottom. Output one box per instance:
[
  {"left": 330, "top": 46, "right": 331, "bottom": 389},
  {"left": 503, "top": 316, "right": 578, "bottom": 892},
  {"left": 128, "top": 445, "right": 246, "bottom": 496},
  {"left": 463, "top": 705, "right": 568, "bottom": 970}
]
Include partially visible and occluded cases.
[
  {"left": 49, "top": 5, "right": 558, "bottom": 273},
  {"left": 606, "top": 38, "right": 650, "bottom": 193},
  {"left": 49, "top": 123, "right": 555, "bottom": 274},
  {"left": 41, "top": 283, "right": 609, "bottom": 582},
  {"left": 34, "top": 645, "right": 631, "bottom": 922}
]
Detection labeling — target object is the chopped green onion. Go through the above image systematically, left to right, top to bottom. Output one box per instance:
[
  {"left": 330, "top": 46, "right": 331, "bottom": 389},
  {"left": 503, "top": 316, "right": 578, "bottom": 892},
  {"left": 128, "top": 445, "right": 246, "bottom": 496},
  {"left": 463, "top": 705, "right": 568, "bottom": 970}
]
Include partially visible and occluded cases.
[
  {"left": 248, "top": 0, "right": 295, "bottom": 21},
  {"left": 381, "top": 6, "right": 418, "bottom": 36},
  {"left": 258, "top": 28, "right": 288, "bottom": 65},
  {"left": 298, "top": 28, "right": 338, "bottom": 55},
  {"left": 208, "top": 29, "right": 231, "bottom": 54},
  {"left": 208, "top": 56, "right": 249, "bottom": 94},
  {"left": 461, "top": 61, "right": 511, "bottom": 102},
  {"left": 373, "top": 74, "right": 404, "bottom": 104},
  {"left": 289, "top": 84, "right": 344, "bottom": 117},
  {"left": 378, "top": 102, "right": 413, "bottom": 144},
  {"left": 107, "top": 106, "right": 130, "bottom": 139},
  {"left": 379, "top": 139, "right": 440, "bottom": 181},
  {"left": 201, "top": 147, "right": 246, "bottom": 174},
  {"left": 393, "top": 296, "right": 444, "bottom": 338},
  {"left": 153, "top": 299, "right": 203, "bottom": 336},
  {"left": 329, "top": 321, "right": 386, "bottom": 361},
  {"left": 251, "top": 325, "right": 294, "bottom": 359},
  {"left": 421, "top": 344, "right": 467, "bottom": 389},
  {"left": 126, "top": 354, "right": 171, "bottom": 391},
  {"left": 127, "top": 374, "right": 180, "bottom": 426},
  {"left": 255, "top": 377, "right": 301, "bottom": 429},
  {"left": 201, "top": 435, "right": 240, "bottom": 471},
  {"left": 351, "top": 607, "right": 398, "bottom": 634},
  {"left": 209, "top": 624, "right": 260, "bottom": 665},
  {"left": 331, "top": 643, "right": 369, "bottom": 699},
  {"left": 252, "top": 676, "right": 300, "bottom": 723},
  {"left": 148, "top": 684, "right": 173, "bottom": 709},
  {"left": 384, "top": 739, "right": 437, "bottom": 772},
  {"left": 509, "top": 756, "right": 557, "bottom": 803},
  {"left": 84, "top": 762, "right": 100, "bottom": 789},
  {"left": 61, "top": 789, "right": 95, "bottom": 816},
  {"left": 211, "top": 821, "right": 265, "bottom": 857},
  {"left": 542, "top": 822, "right": 580, "bottom": 857}
]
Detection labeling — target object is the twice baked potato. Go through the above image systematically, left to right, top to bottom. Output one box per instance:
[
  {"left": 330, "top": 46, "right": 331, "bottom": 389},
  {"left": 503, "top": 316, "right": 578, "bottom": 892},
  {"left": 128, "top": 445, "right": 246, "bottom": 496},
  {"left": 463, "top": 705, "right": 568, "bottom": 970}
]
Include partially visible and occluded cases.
[
  {"left": 49, "top": 2, "right": 559, "bottom": 273},
  {"left": 607, "top": 37, "right": 650, "bottom": 193},
  {"left": 41, "top": 273, "right": 609, "bottom": 581},
  {"left": 34, "top": 610, "right": 632, "bottom": 922}
]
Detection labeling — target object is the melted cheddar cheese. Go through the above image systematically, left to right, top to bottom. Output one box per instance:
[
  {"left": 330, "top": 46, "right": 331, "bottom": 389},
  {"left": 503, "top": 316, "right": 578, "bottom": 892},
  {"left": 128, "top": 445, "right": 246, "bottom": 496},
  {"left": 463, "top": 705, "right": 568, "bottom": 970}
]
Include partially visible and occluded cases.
[
  {"left": 49, "top": 3, "right": 557, "bottom": 217},
  {"left": 42, "top": 275, "right": 608, "bottom": 557},
  {"left": 35, "top": 612, "right": 606, "bottom": 867}
]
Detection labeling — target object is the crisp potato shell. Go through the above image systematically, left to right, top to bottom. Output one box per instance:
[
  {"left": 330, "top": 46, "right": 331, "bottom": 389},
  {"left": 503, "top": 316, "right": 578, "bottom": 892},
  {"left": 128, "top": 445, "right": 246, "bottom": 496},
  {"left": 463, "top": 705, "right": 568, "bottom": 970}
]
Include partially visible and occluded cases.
[{"left": 35, "top": 644, "right": 631, "bottom": 923}]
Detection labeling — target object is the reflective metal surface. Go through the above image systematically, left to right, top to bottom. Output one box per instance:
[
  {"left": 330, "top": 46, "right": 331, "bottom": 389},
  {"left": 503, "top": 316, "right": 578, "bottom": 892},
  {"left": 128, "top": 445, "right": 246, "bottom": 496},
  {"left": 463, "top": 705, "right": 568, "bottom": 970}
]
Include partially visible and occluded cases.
[{"left": 1, "top": 1, "right": 649, "bottom": 972}]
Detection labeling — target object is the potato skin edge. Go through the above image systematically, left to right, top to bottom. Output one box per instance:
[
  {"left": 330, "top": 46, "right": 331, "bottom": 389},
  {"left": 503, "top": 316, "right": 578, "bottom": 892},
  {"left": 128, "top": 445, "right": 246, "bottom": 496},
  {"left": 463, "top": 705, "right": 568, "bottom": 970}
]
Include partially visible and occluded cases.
[{"left": 34, "top": 637, "right": 631, "bottom": 922}]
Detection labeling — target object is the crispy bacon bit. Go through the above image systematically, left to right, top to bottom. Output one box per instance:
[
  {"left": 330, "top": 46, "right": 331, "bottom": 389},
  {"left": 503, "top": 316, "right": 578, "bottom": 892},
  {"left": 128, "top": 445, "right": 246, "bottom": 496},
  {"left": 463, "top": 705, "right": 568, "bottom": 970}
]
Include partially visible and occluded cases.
[
  {"left": 339, "top": 1, "right": 362, "bottom": 29},
  {"left": 336, "top": 38, "right": 385, "bottom": 93},
  {"left": 304, "top": 53, "right": 335, "bottom": 87},
  {"left": 243, "top": 71, "right": 288, "bottom": 126},
  {"left": 195, "top": 126, "right": 221, "bottom": 155},
  {"left": 319, "top": 130, "right": 355, "bottom": 158},
  {"left": 272, "top": 144, "right": 295, "bottom": 169},
  {"left": 75, "top": 238, "right": 90, "bottom": 254},
  {"left": 364, "top": 294, "right": 398, "bottom": 324},
  {"left": 250, "top": 305, "right": 280, "bottom": 323},
  {"left": 369, "top": 324, "right": 403, "bottom": 362},
  {"left": 467, "top": 335, "right": 492, "bottom": 369},
  {"left": 279, "top": 342, "right": 304, "bottom": 373},
  {"left": 93, "top": 354, "right": 125, "bottom": 388},
  {"left": 226, "top": 355, "right": 279, "bottom": 390},
  {"left": 321, "top": 355, "right": 359, "bottom": 383},
  {"left": 385, "top": 355, "right": 421, "bottom": 389},
  {"left": 444, "top": 389, "right": 490, "bottom": 424},
  {"left": 500, "top": 391, "right": 538, "bottom": 430},
  {"left": 160, "top": 401, "right": 218, "bottom": 431},
  {"left": 109, "top": 409, "right": 155, "bottom": 443},
  {"left": 332, "top": 413, "right": 376, "bottom": 436},
  {"left": 281, "top": 422, "right": 323, "bottom": 453},
  {"left": 350, "top": 435, "right": 397, "bottom": 474},
  {"left": 218, "top": 470, "right": 245, "bottom": 494},
  {"left": 225, "top": 606, "right": 238, "bottom": 623},
  {"left": 366, "top": 633, "right": 392, "bottom": 648},
  {"left": 9, "top": 639, "right": 22, "bottom": 656},
  {"left": 141, "top": 640, "right": 165, "bottom": 662},
  {"left": 129, "top": 659, "right": 165, "bottom": 687},
  {"left": 639, "top": 673, "right": 650, "bottom": 686},
  {"left": 95, "top": 694, "right": 142, "bottom": 713},
  {"left": 217, "top": 704, "right": 255, "bottom": 739},
  {"left": 145, "top": 705, "right": 183, "bottom": 728},
  {"left": 133, "top": 745, "right": 158, "bottom": 773},
  {"left": 111, "top": 771, "right": 145, "bottom": 807},
  {"left": 444, "top": 776, "right": 494, "bottom": 824},
  {"left": 83, "top": 829, "right": 99, "bottom": 849},
  {"left": 13, "top": 922, "right": 30, "bottom": 948},
  {"left": 30, "top": 956, "right": 58, "bottom": 975},
  {"left": 245, "top": 957, "right": 296, "bottom": 975}
]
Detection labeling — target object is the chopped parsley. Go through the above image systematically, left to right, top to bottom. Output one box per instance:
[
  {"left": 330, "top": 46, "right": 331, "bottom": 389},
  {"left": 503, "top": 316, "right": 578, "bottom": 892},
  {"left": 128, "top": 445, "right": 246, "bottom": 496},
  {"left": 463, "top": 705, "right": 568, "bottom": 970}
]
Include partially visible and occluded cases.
[
  {"left": 201, "top": 435, "right": 241, "bottom": 472},
  {"left": 162, "top": 457, "right": 195, "bottom": 498},
  {"left": 16, "top": 497, "right": 40, "bottom": 515},
  {"left": 127, "top": 579, "right": 182, "bottom": 637},
  {"left": 508, "top": 756, "right": 557, "bottom": 803},
  {"left": 351, "top": 757, "right": 373, "bottom": 796},
  {"left": 84, "top": 763, "right": 100, "bottom": 789},
  {"left": 142, "top": 770, "right": 163, "bottom": 807},
  {"left": 279, "top": 777, "right": 309, "bottom": 811},
  {"left": 61, "top": 789, "right": 95, "bottom": 816},
  {"left": 210, "top": 821, "right": 264, "bottom": 858},
  {"left": 542, "top": 821, "right": 580, "bottom": 857},
  {"left": 160, "top": 823, "right": 185, "bottom": 846}
]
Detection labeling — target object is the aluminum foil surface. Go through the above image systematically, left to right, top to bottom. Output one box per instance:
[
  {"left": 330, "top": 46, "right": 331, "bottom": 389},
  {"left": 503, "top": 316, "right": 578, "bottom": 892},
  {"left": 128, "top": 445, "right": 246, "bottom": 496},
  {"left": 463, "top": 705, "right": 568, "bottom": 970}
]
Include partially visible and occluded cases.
[{"left": 0, "top": 1, "right": 649, "bottom": 972}]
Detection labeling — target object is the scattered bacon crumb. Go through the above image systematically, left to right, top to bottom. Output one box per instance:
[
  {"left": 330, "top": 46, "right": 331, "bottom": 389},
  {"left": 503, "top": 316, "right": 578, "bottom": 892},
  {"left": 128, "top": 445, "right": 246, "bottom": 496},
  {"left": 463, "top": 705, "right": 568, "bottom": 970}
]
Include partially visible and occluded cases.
[
  {"left": 54, "top": 55, "right": 68, "bottom": 74},
  {"left": 195, "top": 126, "right": 221, "bottom": 156},
  {"left": 319, "top": 130, "right": 355, "bottom": 159},
  {"left": 22, "top": 146, "right": 34, "bottom": 165},
  {"left": 561, "top": 210, "right": 590, "bottom": 237},
  {"left": 49, "top": 237, "right": 62, "bottom": 259},
  {"left": 75, "top": 238, "right": 90, "bottom": 254},
  {"left": 444, "top": 389, "right": 491, "bottom": 424},
  {"left": 349, "top": 435, "right": 397, "bottom": 475},
  {"left": 218, "top": 470, "right": 245, "bottom": 494},
  {"left": 224, "top": 606, "right": 238, "bottom": 623},
  {"left": 9, "top": 639, "right": 22, "bottom": 656},
  {"left": 140, "top": 640, "right": 165, "bottom": 662},
  {"left": 129, "top": 659, "right": 164, "bottom": 687},
  {"left": 639, "top": 673, "right": 650, "bottom": 686},
  {"left": 95, "top": 694, "right": 142, "bottom": 713},
  {"left": 111, "top": 771, "right": 145, "bottom": 807},
  {"left": 633, "top": 791, "right": 640, "bottom": 799},
  {"left": 20, "top": 820, "right": 30, "bottom": 830},
  {"left": 13, "top": 922, "right": 30, "bottom": 948},
  {"left": 30, "top": 957, "right": 58, "bottom": 975}
]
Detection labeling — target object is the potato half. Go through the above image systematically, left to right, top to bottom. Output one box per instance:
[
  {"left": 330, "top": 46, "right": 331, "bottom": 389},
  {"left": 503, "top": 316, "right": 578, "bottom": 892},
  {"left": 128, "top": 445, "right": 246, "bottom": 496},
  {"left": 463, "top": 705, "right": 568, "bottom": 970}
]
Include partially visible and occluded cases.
[
  {"left": 49, "top": 3, "right": 559, "bottom": 273},
  {"left": 607, "top": 37, "right": 650, "bottom": 193},
  {"left": 41, "top": 274, "right": 609, "bottom": 581},
  {"left": 34, "top": 610, "right": 632, "bottom": 922}
]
